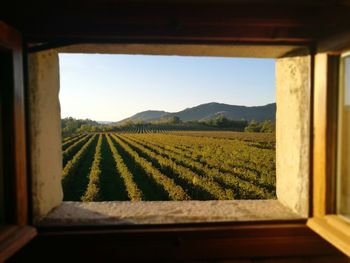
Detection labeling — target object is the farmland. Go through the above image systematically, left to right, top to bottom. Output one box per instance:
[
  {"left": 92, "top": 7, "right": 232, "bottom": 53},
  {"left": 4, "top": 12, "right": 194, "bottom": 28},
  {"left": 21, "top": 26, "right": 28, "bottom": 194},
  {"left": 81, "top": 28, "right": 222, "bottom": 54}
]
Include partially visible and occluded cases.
[{"left": 62, "top": 131, "right": 276, "bottom": 201}]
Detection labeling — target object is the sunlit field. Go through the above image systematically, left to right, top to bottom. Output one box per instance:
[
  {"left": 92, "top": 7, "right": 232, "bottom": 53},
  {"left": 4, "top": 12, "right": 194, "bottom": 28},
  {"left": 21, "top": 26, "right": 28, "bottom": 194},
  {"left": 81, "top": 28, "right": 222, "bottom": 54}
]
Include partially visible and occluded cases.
[{"left": 62, "top": 131, "right": 276, "bottom": 201}]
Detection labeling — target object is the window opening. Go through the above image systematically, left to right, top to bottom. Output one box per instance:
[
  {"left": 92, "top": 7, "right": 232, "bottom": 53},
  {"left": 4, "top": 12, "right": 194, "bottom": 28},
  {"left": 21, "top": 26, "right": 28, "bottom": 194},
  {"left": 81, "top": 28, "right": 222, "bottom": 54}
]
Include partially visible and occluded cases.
[{"left": 59, "top": 54, "right": 276, "bottom": 202}]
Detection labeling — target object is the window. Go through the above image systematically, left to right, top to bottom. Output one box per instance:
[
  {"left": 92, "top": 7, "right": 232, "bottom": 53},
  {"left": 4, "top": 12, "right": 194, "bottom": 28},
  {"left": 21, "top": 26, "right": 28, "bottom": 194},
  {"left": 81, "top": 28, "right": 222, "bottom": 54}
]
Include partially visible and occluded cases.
[
  {"left": 2, "top": 1, "right": 350, "bottom": 260},
  {"left": 27, "top": 44, "right": 311, "bottom": 225},
  {"left": 307, "top": 52, "right": 350, "bottom": 257},
  {"left": 337, "top": 53, "right": 350, "bottom": 220},
  {"left": 59, "top": 54, "right": 276, "bottom": 202}
]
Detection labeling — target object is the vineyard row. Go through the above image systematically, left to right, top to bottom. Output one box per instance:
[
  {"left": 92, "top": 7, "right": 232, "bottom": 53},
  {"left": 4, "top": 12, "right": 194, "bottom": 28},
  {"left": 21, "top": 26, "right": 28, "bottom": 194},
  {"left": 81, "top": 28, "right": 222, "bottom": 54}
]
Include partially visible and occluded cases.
[{"left": 62, "top": 132, "right": 276, "bottom": 201}]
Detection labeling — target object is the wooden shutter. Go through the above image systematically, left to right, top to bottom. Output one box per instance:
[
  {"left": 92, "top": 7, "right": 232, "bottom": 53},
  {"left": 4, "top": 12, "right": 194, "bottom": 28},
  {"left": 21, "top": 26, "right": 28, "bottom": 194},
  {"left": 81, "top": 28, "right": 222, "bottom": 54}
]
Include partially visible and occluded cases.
[{"left": 0, "top": 21, "right": 36, "bottom": 262}]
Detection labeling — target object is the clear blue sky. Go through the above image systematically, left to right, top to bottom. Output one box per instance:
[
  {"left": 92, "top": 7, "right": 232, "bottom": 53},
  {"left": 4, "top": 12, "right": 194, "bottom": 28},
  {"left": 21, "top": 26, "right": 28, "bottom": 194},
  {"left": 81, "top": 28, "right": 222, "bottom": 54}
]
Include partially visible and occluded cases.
[{"left": 59, "top": 54, "right": 275, "bottom": 122}]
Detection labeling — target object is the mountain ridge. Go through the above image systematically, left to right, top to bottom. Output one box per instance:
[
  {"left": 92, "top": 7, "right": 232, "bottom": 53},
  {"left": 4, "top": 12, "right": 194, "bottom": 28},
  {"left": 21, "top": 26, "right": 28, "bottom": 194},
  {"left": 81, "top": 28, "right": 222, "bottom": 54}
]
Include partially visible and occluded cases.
[{"left": 118, "top": 102, "right": 276, "bottom": 124}]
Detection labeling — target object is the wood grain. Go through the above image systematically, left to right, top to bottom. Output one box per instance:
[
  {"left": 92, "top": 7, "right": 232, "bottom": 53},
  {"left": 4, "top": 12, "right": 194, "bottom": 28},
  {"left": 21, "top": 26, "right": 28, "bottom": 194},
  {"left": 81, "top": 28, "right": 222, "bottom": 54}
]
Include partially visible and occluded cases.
[
  {"left": 1, "top": 1, "right": 350, "bottom": 261},
  {"left": 1, "top": 2, "right": 350, "bottom": 46},
  {"left": 0, "top": 20, "right": 34, "bottom": 262},
  {"left": 0, "top": 20, "right": 28, "bottom": 225},
  {"left": 0, "top": 22, "right": 21, "bottom": 47},
  {"left": 312, "top": 53, "right": 339, "bottom": 217},
  {"left": 308, "top": 215, "right": 350, "bottom": 257},
  {"left": 9, "top": 222, "right": 346, "bottom": 262},
  {"left": 0, "top": 226, "right": 36, "bottom": 262}
]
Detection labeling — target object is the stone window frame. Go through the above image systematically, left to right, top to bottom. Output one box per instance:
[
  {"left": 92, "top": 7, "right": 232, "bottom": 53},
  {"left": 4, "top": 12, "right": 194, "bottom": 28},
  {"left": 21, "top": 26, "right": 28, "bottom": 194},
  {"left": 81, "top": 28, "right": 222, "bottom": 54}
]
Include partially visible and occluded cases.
[{"left": 28, "top": 43, "right": 311, "bottom": 224}]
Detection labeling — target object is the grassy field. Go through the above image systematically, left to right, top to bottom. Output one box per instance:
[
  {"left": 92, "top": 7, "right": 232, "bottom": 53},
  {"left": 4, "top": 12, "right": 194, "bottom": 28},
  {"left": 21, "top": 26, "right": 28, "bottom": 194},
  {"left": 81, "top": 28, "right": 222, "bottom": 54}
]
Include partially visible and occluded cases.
[{"left": 61, "top": 131, "right": 276, "bottom": 201}]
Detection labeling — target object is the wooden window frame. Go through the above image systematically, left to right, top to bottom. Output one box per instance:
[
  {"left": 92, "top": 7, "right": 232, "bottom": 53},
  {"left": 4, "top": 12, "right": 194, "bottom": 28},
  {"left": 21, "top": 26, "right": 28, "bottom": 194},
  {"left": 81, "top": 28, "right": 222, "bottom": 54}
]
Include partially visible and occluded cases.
[
  {"left": 1, "top": 17, "right": 349, "bottom": 260},
  {"left": 0, "top": 22, "right": 36, "bottom": 262},
  {"left": 307, "top": 38, "right": 350, "bottom": 256},
  {"left": 12, "top": 50, "right": 347, "bottom": 260},
  {"left": 337, "top": 52, "right": 350, "bottom": 220}
]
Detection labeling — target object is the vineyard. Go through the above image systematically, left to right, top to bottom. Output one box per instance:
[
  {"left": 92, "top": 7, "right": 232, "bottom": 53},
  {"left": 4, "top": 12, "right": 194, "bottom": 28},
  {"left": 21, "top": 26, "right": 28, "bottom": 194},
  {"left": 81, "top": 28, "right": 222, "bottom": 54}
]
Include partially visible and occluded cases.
[{"left": 61, "top": 131, "right": 276, "bottom": 201}]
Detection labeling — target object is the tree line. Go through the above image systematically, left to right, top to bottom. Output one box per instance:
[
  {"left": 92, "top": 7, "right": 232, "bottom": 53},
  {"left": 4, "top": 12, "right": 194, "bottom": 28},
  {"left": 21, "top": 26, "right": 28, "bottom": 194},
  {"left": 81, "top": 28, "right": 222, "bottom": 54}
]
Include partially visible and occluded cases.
[
  {"left": 62, "top": 116, "right": 275, "bottom": 138},
  {"left": 62, "top": 117, "right": 100, "bottom": 137}
]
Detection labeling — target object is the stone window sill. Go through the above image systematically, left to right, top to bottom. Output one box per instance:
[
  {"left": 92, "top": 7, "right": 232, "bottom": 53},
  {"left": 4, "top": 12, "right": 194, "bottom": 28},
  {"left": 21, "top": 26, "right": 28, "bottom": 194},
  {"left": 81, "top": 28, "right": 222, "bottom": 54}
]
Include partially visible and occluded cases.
[{"left": 38, "top": 200, "right": 303, "bottom": 226}]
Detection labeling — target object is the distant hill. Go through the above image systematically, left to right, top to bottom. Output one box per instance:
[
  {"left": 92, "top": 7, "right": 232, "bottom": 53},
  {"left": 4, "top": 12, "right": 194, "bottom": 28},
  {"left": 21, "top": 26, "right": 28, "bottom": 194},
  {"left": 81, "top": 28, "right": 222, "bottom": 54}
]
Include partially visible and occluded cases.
[
  {"left": 117, "top": 102, "right": 276, "bottom": 123},
  {"left": 167, "top": 102, "right": 276, "bottom": 122},
  {"left": 119, "top": 110, "right": 170, "bottom": 123}
]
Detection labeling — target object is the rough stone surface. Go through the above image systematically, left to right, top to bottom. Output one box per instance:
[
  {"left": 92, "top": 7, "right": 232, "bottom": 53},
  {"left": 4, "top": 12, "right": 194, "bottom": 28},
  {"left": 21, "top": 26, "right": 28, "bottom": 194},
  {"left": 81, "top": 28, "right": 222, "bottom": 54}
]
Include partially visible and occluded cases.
[
  {"left": 59, "top": 44, "right": 302, "bottom": 58},
  {"left": 29, "top": 50, "right": 63, "bottom": 221},
  {"left": 276, "top": 55, "right": 310, "bottom": 217},
  {"left": 39, "top": 200, "right": 301, "bottom": 225}
]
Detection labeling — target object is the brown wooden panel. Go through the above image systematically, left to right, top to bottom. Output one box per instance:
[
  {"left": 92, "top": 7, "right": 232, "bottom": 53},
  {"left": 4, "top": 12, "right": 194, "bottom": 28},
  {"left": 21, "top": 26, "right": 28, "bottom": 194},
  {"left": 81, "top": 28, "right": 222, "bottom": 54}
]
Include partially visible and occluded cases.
[
  {"left": 1, "top": 2, "right": 350, "bottom": 46},
  {"left": 1, "top": 2, "right": 350, "bottom": 261},
  {"left": 0, "top": 20, "right": 34, "bottom": 262},
  {"left": 0, "top": 21, "right": 28, "bottom": 226},
  {"left": 0, "top": 23, "right": 21, "bottom": 47},
  {"left": 11, "top": 34, "right": 28, "bottom": 226},
  {"left": 308, "top": 216, "right": 350, "bottom": 257},
  {"left": 9, "top": 222, "right": 345, "bottom": 262},
  {"left": 0, "top": 226, "right": 36, "bottom": 262},
  {"left": 253, "top": 256, "right": 350, "bottom": 263}
]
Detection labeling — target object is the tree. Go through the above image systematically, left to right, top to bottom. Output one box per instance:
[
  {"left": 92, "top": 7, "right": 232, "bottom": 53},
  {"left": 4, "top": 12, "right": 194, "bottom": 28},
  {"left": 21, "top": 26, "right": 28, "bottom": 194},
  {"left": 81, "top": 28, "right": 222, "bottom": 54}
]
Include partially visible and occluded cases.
[
  {"left": 170, "top": 116, "right": 181, "bottom": 124},
  {"left": 215, "top": 116, "right": 230, "bottom": 128},
  {"left": 61, "top": 117, "right": 100, "bottom": 137},
  {"left": 244, "top": 120, "right": 261, "bottom": 132},
  {"left": 260, "top": 120, "right": 275, "bottom": 133}
]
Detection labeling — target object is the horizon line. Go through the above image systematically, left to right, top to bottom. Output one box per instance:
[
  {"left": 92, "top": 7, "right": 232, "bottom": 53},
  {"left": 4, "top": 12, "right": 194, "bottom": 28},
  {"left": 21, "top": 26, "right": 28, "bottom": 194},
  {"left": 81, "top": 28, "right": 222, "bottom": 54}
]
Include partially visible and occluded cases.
[{"left": 61, "top": 101, "right": 276, "bottom": 122}]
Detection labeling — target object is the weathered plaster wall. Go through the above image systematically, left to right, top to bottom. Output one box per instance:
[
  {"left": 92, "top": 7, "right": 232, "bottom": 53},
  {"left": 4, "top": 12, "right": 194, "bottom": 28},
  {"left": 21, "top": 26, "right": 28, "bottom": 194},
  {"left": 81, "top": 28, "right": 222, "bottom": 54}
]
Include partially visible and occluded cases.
[
  {"left": 59, "top": 44, "right": 302, "bottom": 58},
  {"left": 29, "top": 50, "right": 63, "bottom": 221},
  {"left": 276, "top": 55, "right": 310, "bottom": 217}
]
